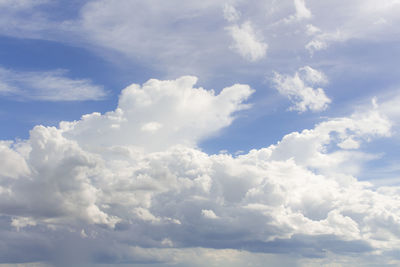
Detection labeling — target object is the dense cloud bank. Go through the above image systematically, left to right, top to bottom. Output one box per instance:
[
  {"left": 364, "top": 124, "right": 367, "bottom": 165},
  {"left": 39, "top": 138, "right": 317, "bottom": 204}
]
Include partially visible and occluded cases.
[{"left": 0, "top": 77, "right": 399, "bottom": 265}]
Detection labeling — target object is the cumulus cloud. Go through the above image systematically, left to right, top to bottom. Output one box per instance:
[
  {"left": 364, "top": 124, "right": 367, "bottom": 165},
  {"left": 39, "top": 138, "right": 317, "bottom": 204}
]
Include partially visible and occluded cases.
[
  {"left": 227, "top": 21, "right": 268, "bottom": 62},
  {"left": 272, "top": 66, "right": 331, "bottom": 112},
  {"left": 0, "top": 67, "right": 106, "bottom": 101},
  {"left": 0, "top": 76, "right": 399, "bottom": 265},
  {"left": 60, "top": 76, "right": 253, "bottom": 151}
]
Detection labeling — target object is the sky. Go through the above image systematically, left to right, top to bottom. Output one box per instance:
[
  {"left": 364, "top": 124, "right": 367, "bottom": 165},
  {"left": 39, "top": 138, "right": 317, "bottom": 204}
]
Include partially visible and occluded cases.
[{"left": 1, "top": 0, "right": 400, "bottom": 266}]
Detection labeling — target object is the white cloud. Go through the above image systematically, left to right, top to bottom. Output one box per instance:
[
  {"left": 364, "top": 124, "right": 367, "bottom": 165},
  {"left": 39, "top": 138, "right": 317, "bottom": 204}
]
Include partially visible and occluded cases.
[
  {"left": 0, "top": 0, "right": 399, "bottom": 77},
  {"left": 0, "top": 0, "right": 398, "bottom": 68},
  {"left": 75, "top": 0, "right": 234, "bottom": 75},
  {"left": 283, "top": 0, "right": 312, "bottom": 23},
  {"left": 294, "top": 0, "right": 312, "bottom": 20},
  {"left": 302, "top": 0, "right": 400, "bottom": 54},
  {"left": 1, "top": 1, "right": 400, "bottom": 265},
  {"left": 223, "top": 4, "right": 240, "bottom": 22},
  {"left": 227, "top": 21, "right": 268, "bottom": 62},
  {"left": 305, "top": 24, "right": 321, "bottom": 36},
  {"left": 305, "top": 31, "right": 346, "bottom": 54},
  {"left": 305, "top": 39, "right": 328, "bottom": 54},
  {"left": 272, "top": 66, "right": 331, "bottom": 112},
  {"left": 300, "top": 66, "right": 328, "bottom": 84},
  {"left": 0, "top": 68, "right": 107, "bottom": 101},
  {"left": 60, "top": 76, "right": 254, "bottom": 151},
  {"left": 0, "top": 77, "right": 399, "bottom": 265},
  {"left": 258, "top": 103, "right": 391, "bottom": 174},
  {"left": 141, "top": 122, "right": 163, "bottom": 133},
  {"left": 0, "top": 141, "right": 30, "bottom": 179},
  {"left": 134, "top": 207, "right": 161, "bottom": 223},
  {"left": 201, "top": 209, "right": 218, "bottom": 219},
  {"left": 11, "top": 217, "right": 37, "bottom": 231}
]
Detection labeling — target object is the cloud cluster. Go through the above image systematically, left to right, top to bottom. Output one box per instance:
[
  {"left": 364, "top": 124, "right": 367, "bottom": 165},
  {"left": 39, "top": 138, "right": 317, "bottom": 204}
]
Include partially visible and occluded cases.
[
  {"left": 272, "top": 66, "right": 331, "bottom": 112},
  {"left": 0, "top": 67, "right": 106, "bottom": 101},
  {"left": 0, "top": 76, "right": 399, "bottom": 265}
]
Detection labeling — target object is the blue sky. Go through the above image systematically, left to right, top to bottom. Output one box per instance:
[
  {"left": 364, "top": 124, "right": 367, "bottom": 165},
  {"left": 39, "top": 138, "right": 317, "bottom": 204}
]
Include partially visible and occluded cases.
[{"left": 1, "top": 0, "right": 400, "bottom": 266}]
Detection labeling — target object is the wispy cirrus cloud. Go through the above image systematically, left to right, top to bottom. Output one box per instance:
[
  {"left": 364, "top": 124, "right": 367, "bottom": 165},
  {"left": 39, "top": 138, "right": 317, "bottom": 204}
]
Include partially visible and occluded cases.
[
  {"left": 0, "top": 0, "right": 399, "bottom": 76},
  {"left": 0, "top": 67, "right": 107, "bottom": 101}
]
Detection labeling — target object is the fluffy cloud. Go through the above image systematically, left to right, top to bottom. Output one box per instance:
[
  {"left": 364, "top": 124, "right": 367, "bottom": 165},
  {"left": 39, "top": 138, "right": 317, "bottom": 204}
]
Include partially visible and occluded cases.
[
  {"left": 227, "top": 21, "right": 268, "bottom": 62},
  {"left": 272, "top": 66, "right": 331, "bottom": 112},
  {"left": 0, "top": 67, "right": 106, "bottom": 101},
  {"left": 0, "top": 76, "right": 399, "bottom": 265},
  {"left": 60, "top": 76, "right": 253, "bottom": 151}
]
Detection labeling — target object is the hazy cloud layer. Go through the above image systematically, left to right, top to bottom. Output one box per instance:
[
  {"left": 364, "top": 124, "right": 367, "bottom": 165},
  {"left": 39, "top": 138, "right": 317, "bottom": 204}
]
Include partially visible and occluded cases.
[{"left": 0, "top": 0, "right": 399, "bottom": 80}]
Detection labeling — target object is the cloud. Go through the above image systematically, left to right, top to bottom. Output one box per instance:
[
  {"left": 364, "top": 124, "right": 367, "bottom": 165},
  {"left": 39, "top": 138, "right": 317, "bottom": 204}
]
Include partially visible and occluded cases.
[
  {"left": 0, "top": 0, "right": 399, "bottom": 77},
  {"left": 0, "top": 0, "right": 49, "bottom": 9},
  {"left": 75, "top": 0, "right": 236, "bottom": 75},
  {"left": 283, "top": 0, "right": 312, "bottom": 23},
  {"left": 294, "top": 0, "right": 312, "bottom": 20},
  {"left": 302, "top": 0, "right": 400, "bottom": 54},
  {"left": 1, "top": 1, "right": 400, "bottom": 265},
  {"left": 223, "top": 4, "right": 240, "bottom": 22},
  {"left": 227, "top": 21, "right": 268, "bottom": 62},
  {"left": 305, "top": 24, "right": 321, "bottom": 36},
  {"left": 305, "top": 30, "right": 346, "bottom": 54},
  {"left": 272, "top": 66, "right": 331, "bottom": 112},
  {"left": 0, "top": 67, "right": 107, "bottom": 101},
  {"left": 0, "top": 76, "right": 399, "bottom": 265},
  {"left": 60, "top": 76, "right": 254, "bottom": 151},
  {"left": 201, "top": 209, "right": 219, "bottom": 219}
]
